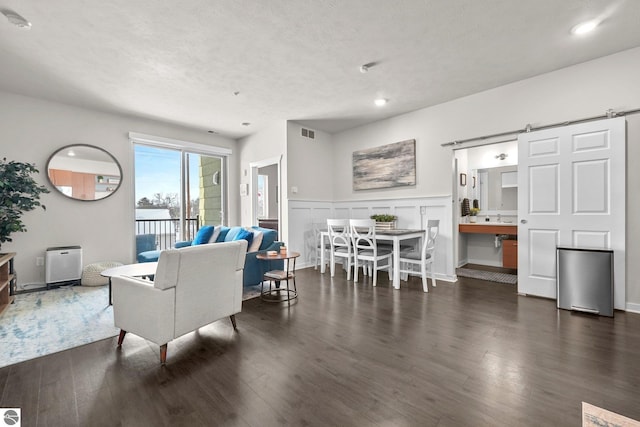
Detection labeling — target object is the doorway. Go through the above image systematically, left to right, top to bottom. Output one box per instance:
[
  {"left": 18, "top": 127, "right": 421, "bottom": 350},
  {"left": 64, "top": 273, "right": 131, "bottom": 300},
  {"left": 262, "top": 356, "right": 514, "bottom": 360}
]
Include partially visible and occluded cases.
[
  {"left": 454, "top": 140, "right": 518, "bottom": 276},
  {"left": 250, "top": 157, "right": 281, "bottom": 236}
]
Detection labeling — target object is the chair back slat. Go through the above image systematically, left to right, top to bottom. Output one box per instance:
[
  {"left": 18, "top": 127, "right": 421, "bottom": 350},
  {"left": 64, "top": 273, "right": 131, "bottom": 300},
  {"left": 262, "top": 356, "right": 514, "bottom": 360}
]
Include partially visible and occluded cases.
[
  {"left": 327, "top": 219, "right": 351, "bottom": 251},
  {"left": 349, "top": 219, "right": 377, "bottom": 253},
  {"left": 422, "top": 219, "right": 440, "bottom": 259}
]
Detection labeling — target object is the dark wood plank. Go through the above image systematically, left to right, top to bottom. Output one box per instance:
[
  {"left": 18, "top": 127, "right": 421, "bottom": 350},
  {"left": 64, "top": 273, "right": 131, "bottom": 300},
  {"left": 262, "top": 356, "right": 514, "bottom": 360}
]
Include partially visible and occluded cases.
[{"left": 1, "top": 267, "right": 639, "bottom": 426}]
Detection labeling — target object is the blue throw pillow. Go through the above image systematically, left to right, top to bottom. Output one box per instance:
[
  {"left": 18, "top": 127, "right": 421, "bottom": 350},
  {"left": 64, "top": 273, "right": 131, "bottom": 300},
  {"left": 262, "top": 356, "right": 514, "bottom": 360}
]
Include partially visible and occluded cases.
[
  {"left": 192, "top": 225, "right": 215, "bottom": 245},
  {"left": 233, "top": 227, "right": 254, "bottom": 250}
]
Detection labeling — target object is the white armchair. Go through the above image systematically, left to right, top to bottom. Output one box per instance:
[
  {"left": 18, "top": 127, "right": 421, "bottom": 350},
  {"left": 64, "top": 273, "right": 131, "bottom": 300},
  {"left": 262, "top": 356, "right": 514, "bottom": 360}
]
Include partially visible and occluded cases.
[{"left": 112, "top": 240, "right": 248, "bottom": 364}]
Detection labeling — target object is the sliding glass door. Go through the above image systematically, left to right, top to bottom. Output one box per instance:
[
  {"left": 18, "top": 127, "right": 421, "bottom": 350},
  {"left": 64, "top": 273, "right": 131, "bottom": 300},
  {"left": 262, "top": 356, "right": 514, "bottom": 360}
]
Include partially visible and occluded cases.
[{"left": 134, "top": 144, "right": 225, "bottom": 252}]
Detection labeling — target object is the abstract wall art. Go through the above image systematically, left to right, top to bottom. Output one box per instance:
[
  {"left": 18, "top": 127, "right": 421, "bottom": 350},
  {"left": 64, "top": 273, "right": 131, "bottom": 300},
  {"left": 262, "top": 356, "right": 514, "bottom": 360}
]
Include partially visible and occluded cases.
[{"left": 353, "top": 139, "right": 416, "bottom": 191}]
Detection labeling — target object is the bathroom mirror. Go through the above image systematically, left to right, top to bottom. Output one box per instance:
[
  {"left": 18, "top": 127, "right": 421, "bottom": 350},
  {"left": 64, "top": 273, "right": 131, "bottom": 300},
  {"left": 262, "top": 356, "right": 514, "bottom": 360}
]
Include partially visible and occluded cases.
[
  {"left": 47, "top": 144, "right": 122, "bottom": 201},
  {"left": 474, "top": 165, "right": 518, "bottom": 212}
]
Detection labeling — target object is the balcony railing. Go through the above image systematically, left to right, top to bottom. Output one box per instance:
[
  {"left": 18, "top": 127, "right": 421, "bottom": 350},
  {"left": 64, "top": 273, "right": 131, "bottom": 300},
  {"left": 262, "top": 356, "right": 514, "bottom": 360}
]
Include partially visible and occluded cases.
[{"left": 135, "top": 217, "right": 200, "bottom": 251}]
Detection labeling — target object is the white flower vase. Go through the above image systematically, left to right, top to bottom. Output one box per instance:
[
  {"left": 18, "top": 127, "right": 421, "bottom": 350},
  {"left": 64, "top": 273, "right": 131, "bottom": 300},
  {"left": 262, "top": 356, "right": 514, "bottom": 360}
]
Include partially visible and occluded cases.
[{"left": 469, "top": 216, "right": 477, "bottom": 223}]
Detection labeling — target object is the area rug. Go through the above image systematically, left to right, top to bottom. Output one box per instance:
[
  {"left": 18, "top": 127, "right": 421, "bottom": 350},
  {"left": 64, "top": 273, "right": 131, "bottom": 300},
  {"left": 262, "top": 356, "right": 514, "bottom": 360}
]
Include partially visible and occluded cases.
[
  {"left": 456, "top": 268, "right": 517, "bottom": 284},
  {"left": 0, "top": 284, "right": 265, "bottom": 368},
  {"left": 0, "top": 285, "right": 117, "bottom": 368},
  {"left": 583, "top": 402, "right": 640, "bottom": 426}
]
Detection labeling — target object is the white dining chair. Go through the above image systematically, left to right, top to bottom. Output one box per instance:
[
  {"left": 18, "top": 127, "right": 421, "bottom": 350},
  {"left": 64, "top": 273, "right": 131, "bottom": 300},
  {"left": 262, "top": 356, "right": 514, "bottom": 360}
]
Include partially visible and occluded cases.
[
  {"left": 327, "top": 219, "right": 355, "bottom": 280},
  {"left": 350, "top": 219, "right": 392, "bottom": 287},
  {"left": 398, "top": 219, "right": 439, "bottom": 292},
  {"left": 312, "top": 221, "right": 331, "bottom": 270}
]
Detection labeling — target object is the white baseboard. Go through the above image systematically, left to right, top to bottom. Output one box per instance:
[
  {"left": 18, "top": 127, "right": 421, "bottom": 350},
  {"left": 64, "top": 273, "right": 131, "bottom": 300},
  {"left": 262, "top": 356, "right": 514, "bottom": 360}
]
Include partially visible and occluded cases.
[{"left": 625, "top": 302, "right": 640, "bottom": 314}]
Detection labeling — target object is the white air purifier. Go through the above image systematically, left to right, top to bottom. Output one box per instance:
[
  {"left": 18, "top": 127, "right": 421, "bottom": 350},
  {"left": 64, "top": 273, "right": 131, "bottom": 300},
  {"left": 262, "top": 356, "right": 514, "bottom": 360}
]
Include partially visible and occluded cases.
[{"left": 45, "top": 246, "right": 82, "bottom": 289}]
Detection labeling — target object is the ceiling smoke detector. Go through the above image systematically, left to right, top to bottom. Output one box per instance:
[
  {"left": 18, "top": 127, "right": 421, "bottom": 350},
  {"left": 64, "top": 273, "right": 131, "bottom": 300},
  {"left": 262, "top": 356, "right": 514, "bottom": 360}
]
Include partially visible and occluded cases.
[
  {"left": 1, "top": 9, "right": 32, "bottom": 29},
  {"left": 359, "top": 62, "right": 377, "bottom": 73}
]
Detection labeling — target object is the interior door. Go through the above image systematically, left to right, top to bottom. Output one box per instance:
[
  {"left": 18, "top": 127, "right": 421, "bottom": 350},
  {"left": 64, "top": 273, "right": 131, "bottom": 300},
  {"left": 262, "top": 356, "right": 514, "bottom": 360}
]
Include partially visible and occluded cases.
[{"left": 517, "top": 117, "right": 625, "bottom": 309}]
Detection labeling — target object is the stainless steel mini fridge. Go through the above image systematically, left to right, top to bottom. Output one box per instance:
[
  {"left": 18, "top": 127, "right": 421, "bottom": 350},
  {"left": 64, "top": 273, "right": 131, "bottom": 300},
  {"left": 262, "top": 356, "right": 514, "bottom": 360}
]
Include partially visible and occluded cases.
[{"left": 556, "top": 246, "right": 614, "bottom": 317}]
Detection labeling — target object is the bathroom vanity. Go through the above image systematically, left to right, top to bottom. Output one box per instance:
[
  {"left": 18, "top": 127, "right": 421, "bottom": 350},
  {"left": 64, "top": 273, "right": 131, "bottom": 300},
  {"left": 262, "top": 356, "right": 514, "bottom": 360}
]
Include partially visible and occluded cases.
[{"left": 459, "top": 223, "right": 517, "bottom": 269}]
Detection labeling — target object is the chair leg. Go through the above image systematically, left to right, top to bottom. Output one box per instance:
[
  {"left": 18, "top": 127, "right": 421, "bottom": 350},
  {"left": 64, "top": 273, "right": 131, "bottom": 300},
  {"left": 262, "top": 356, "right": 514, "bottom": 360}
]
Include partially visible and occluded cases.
[
  {"left": 330, "top": 254, "right": 335, "bottom": 277},
  {"left": 353, "top": 258, "right": 359, "bottom": 282},
  {"left": 372, "top": 260, "right": 378, "bottom": 287},
  {"left": 421, "top": 263, "right": 429, "bottom": 292},
  {"left": 430, "top": 264, "right": 437, "bottom": 288},
  {"left": 230, "top": 314, "right": 237, "bottom": 330},
  {"left": 117, "top": 329, "right": 127, "bottom": 347},
  {"left": 160, "top": 344, "right": 168, "bottom": 365}
]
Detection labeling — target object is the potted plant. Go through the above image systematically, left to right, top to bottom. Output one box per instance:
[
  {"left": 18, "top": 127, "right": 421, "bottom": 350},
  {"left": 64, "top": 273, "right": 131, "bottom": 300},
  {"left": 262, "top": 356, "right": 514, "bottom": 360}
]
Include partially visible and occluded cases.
[
  {"left": 0, "top": 158, "right": 49, "bottom": 250},
  {"left": 469, "top": 207, "right": 480, "bottom": 223},
  {"left": 370, "top": 214, "right": 397, "bottom": 230}
]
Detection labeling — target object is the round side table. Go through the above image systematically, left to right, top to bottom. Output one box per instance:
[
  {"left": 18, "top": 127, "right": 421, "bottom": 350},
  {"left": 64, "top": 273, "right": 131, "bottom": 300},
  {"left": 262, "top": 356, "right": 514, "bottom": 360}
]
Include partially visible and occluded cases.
[{"left": 257, "top": 251, "right": 300, "bottom": 305}]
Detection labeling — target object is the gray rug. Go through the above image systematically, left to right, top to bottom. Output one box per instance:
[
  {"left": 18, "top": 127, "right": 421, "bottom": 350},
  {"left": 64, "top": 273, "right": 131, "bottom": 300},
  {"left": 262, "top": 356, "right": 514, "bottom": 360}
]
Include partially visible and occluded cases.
[
  {"left": 456, "top": 268, "right": 517, "bottom": 284},
  {"left": 0, "top": 284, "right": 265, "bottom": 368}
]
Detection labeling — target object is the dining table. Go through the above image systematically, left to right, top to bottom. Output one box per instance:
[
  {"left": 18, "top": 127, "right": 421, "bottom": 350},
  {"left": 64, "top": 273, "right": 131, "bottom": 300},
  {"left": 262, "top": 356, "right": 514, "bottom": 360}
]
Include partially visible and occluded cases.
[{"left": 319, "top": 228, "right": 425, "bottom": 289}]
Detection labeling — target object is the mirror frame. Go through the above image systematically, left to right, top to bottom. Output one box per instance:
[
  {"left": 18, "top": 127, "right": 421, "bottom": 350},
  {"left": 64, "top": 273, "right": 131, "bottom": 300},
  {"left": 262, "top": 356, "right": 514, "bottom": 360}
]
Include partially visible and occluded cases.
[{"left": 46, "top": 144, "right": 123, "bottom": 202}]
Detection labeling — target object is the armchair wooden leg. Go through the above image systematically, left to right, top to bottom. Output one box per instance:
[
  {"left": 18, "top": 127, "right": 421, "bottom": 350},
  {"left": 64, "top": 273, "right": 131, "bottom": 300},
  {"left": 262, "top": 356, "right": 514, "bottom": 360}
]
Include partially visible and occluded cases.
[
  {"left": 230, "top": 314, "right": 237, "bottom": 330},
  {"left": 117, "top": 330, "right": 127, "bottom": 347},
  {"left": 160, "top": 344, "right": 167, "bottom": 365}
]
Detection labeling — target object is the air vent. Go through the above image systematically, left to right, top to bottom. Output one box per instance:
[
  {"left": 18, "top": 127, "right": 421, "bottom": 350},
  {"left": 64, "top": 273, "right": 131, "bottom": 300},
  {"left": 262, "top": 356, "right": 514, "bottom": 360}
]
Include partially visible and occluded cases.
[{"left": 301, "top": 128, "right": 315, "bottom": 139}]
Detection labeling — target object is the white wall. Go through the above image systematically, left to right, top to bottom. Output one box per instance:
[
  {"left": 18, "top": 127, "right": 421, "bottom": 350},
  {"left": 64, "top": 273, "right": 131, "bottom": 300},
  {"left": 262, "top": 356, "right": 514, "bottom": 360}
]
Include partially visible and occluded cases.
[
  {"left": 325, "top": 47, "right": 640, "bottom": 310},
  {"left": 0, "top": 91, "right": 237, "bottom": 287},
  {"left": 287, "top": 122, "right": 334, "bottom": 202}
]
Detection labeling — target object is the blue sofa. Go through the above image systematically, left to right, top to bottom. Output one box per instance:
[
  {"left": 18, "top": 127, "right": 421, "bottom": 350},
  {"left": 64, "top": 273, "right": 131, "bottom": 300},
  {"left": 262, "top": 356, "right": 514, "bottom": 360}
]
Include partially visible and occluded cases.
[{"left": 137, "top": 226, "right": 283, "bottom": 288}]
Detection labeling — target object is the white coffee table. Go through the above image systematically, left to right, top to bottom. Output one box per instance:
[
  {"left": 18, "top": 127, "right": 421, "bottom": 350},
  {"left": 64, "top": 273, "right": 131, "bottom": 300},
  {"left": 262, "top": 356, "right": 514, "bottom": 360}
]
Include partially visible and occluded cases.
[{"left": 101, "top": 262, "right": 158, "bottom": 305}]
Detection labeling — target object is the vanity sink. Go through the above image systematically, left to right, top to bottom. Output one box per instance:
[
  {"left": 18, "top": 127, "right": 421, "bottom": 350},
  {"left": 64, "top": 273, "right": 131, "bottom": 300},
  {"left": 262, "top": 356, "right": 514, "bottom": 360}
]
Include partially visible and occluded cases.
[{"left": 459, "top": 223, "right": 517, "bottom": 235}]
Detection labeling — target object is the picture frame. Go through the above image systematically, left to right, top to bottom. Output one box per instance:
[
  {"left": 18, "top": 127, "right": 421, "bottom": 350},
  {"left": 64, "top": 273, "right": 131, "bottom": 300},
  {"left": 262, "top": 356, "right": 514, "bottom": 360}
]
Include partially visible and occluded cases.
[
  {"left": 352, "top": 139, "right": 416, "bottom": 191},
  {"left": 460, "top": 173, "right": 467, "bottom": 186}
]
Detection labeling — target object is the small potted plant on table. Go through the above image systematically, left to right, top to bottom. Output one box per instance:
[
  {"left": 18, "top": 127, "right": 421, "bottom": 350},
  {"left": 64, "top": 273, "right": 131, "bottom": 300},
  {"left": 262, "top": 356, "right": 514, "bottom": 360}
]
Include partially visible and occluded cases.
[{"left": 370, "top": 214, "right": 397, "bottom": 230}]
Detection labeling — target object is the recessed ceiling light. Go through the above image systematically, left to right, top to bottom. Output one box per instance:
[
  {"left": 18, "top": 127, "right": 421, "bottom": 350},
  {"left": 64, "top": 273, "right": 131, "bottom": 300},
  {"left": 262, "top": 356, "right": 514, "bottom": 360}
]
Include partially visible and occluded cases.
[
  {"left": 1, "top": 9, "right": 31, "bottom": 29},
  {"left": 571, "top": 19, "right": 600, "bottom": 35},
  {"left": 374, "top": 98, "right": 388, "bottom": 107},
  {"left": 242, "top": 122, "right": 251, "bottom": 126},
  {"left": 207, "top": 130, "right": 217, "bottom": 134},
  {"left": 67, "top": 150, "right": 76, "bottom": 157}
]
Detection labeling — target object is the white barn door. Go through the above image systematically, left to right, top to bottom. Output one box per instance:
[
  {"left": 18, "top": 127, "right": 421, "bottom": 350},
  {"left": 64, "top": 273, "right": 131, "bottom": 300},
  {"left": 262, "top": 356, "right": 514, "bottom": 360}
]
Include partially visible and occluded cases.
[{"left": 517, "top": 117, "right": 626, "bottom": 309}]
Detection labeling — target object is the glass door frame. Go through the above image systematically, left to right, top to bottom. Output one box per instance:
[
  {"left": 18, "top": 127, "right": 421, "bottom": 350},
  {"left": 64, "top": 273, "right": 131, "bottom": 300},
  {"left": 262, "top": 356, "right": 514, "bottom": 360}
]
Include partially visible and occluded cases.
[{"left": 130, "top": 132, "right": 231, "bottom": 246}]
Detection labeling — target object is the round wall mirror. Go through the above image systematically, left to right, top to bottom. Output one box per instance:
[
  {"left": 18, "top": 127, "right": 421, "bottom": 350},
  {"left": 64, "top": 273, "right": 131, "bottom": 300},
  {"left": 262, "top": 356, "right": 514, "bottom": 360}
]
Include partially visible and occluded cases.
[{"left": 47, "top": 144, "right": 122, "bottom": 201}]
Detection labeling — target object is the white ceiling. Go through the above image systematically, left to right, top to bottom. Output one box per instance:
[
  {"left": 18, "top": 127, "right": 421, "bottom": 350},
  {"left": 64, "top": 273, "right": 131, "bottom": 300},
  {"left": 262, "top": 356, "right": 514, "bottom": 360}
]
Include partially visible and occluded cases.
[{"left": 1, "top": 1, "right": 640, "bottom": 139}]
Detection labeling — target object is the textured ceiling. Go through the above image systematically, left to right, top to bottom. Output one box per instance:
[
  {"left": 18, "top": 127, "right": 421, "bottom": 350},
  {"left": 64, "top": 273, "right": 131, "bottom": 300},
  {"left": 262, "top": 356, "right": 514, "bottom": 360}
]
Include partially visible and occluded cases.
[{"left": 1, "top": 1, "right": 640, "bottom": 138}]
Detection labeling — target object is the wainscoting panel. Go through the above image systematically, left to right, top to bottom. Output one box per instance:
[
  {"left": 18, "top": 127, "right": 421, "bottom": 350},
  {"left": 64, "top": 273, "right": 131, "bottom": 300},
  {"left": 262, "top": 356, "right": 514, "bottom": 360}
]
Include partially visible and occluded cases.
[{"left": 288, "top": 196, "right": 455, "bottom": 282}]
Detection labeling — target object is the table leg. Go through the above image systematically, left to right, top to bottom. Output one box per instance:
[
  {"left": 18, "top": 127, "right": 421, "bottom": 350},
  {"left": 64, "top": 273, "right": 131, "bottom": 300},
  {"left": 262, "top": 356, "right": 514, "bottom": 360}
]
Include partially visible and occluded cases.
[{"left": 393, "top": 238, "right": 400, "bottom": 289}]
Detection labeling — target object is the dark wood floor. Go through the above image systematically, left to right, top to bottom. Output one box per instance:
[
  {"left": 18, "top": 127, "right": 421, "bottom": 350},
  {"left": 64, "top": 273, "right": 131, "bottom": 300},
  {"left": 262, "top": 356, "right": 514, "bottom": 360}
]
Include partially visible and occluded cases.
[{"left": 1, "top": 268, "right": 639, "bottom": 426}]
